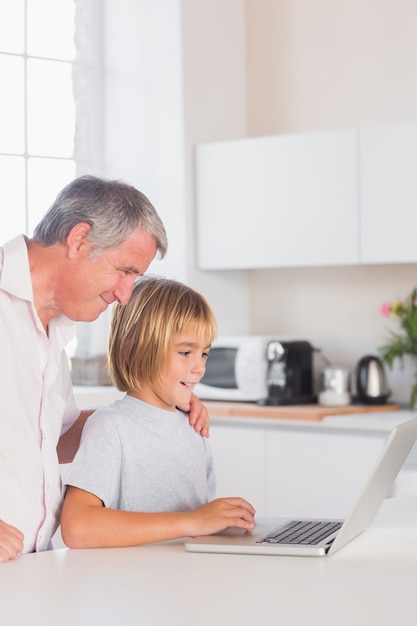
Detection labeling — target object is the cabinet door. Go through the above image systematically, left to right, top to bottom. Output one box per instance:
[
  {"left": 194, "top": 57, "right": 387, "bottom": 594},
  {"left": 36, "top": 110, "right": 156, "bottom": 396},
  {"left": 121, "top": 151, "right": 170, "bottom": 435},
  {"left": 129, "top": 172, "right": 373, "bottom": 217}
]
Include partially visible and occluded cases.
[
  {"left": 360, "top": 122, "right": 417, "bottom": 263},
  {"left": 196, "top": 129, "right": 359, "bottom": 269},
  {"left": 210, "top": 423, "right": 267, "bottom": 515},
  {"left": 266, "top": 429, "right": 384, "bottom": 518}
]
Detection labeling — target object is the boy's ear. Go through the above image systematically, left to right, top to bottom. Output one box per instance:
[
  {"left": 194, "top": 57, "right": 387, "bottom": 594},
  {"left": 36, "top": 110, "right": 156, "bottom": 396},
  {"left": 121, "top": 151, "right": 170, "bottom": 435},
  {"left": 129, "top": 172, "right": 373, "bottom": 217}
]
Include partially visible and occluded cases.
[{"left": 66, "top": 223, "right": 92, "bottom": 257}]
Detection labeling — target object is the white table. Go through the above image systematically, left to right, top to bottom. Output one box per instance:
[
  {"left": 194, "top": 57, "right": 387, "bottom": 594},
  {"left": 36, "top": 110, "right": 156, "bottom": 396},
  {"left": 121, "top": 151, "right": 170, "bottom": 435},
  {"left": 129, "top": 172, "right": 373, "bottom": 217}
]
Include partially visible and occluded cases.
[{"left": 2, "top": 497, "right": 417, "bottom": 626}]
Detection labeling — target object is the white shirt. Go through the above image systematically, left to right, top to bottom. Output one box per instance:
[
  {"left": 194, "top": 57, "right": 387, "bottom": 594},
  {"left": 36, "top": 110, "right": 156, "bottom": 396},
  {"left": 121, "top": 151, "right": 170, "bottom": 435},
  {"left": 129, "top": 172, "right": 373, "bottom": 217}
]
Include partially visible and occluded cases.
[{"left": 0, "top": 235, "right": 79, "bottom": 553}]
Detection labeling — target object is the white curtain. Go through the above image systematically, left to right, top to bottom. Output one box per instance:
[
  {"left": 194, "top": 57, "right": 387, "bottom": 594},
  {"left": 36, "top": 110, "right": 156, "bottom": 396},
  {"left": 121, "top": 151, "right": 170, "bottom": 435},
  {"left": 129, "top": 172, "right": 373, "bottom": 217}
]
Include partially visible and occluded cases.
[{"left": 73, "top": 0, "right": 103, "bottom": 176}]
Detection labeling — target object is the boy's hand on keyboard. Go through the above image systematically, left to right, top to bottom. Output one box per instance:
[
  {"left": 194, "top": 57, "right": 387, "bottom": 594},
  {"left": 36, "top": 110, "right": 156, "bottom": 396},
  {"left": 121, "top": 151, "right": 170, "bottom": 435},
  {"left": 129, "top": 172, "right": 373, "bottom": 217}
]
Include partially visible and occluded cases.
[{"left": 186, "top": 497, "right": 256, "bottom": 537}]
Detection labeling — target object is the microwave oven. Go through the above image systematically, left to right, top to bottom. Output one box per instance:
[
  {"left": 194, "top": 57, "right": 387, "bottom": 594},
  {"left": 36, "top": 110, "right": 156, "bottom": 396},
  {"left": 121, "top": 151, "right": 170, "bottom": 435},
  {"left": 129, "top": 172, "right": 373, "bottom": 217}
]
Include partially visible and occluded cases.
[
  {"left": 194, "top": 334, "right": 315, "bottom": 404},
  {"left": 194, "top": 335, "right": 273, "bottom": 402}
]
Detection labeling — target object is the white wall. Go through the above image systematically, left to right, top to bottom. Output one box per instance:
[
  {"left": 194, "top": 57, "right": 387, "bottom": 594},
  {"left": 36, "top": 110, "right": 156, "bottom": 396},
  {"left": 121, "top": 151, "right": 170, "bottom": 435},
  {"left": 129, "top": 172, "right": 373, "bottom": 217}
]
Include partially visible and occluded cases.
[
  {"left": 78, "top": 0, "right": 417, "bottom": 404},
  {"left": 103, "top": 0, "right": 187, "bottom": 282},
  {"left": 104, "top": 0, "right": 251, "bottom": 333},
  {"left": 180, "top": 0, "right": 250, "bottom": 333},
  {"left": 244, "top": 0, "right": 417, "bottom": 404},
  {"left": 245, "top": 0, "right": 417, "bottom": 133}
]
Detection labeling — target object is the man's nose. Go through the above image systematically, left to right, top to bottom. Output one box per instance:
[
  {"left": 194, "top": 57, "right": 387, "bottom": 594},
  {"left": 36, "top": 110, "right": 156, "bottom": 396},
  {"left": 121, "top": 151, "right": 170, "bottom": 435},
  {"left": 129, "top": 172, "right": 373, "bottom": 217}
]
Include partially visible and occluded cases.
[{"left": 114, "top": 280, "right": 136, "bottom": 306}]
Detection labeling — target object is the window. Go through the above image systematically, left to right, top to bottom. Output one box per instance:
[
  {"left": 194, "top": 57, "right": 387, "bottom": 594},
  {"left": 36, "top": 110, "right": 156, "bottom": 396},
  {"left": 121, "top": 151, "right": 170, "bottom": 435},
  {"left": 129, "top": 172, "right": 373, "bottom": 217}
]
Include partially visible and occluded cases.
[{"left": 0, "top": 0, "right": 95, "bottom": 244}]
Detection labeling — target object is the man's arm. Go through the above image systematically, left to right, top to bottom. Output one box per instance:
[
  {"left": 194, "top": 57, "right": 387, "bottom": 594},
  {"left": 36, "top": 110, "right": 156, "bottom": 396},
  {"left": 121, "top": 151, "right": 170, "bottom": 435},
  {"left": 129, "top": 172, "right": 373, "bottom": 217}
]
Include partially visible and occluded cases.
[{"left": 57, "top": 409, "right": 94, "bottom": 463}]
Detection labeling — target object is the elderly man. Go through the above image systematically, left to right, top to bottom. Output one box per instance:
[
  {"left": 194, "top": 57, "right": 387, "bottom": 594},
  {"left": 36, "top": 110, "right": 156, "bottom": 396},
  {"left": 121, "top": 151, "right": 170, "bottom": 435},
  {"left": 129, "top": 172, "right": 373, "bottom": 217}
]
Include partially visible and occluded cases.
[{"left": 0, "top": 175, "right": 209, "bottom": 561}]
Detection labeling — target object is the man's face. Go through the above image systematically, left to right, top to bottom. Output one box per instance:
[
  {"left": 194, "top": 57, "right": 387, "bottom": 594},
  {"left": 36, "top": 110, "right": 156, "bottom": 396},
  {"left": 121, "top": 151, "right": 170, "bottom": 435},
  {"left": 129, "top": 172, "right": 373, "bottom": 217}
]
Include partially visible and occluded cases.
[{"left": 58, "top": 228, "right": 157, "bottom": 321}]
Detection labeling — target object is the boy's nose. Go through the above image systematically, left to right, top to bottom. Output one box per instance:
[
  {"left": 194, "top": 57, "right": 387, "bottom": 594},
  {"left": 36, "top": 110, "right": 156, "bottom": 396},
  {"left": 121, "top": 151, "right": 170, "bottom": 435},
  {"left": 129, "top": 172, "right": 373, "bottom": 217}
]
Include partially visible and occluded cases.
[{"left": 193, "top": 361, "right": 206, "bottom": 376}]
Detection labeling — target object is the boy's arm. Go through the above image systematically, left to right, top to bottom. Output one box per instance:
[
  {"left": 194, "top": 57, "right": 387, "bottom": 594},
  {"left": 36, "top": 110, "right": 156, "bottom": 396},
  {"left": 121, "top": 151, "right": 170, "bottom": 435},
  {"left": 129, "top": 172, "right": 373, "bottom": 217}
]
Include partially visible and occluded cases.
[{"left": 60, "top": 486, "right": 255, "bottom": 549}]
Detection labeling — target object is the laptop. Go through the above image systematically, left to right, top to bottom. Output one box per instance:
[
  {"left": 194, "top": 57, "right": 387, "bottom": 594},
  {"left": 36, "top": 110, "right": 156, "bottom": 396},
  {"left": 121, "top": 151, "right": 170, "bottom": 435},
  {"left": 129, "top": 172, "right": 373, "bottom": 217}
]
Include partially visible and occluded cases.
[{"left": 185, "top": 416, "right": 417, "bottom": 557}]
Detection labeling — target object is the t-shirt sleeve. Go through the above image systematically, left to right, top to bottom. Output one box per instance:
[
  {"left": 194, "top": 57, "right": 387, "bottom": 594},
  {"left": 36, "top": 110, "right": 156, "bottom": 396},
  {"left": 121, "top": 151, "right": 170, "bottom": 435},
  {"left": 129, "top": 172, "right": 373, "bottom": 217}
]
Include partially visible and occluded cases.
[{"left": 64, "top": 412, "right": 122, "bottom": 508}]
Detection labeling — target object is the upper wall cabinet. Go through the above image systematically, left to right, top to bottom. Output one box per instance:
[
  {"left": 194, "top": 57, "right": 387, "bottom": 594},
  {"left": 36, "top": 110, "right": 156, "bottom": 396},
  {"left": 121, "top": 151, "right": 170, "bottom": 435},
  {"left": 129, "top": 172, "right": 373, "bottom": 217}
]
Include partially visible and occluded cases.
[
  {"left": 359, "top": 122, "right": 417, "bottom": 264},
  {"left": 196, "top": 129, "right": 359, "bottom": 270}
]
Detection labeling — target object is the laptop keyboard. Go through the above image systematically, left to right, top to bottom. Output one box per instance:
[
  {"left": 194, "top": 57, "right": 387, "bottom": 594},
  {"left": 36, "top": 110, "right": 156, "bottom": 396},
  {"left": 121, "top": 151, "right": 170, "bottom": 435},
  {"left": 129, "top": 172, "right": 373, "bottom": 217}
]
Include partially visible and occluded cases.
[{"left": 256, "top": 520, "right": 343, "bottom": 546}]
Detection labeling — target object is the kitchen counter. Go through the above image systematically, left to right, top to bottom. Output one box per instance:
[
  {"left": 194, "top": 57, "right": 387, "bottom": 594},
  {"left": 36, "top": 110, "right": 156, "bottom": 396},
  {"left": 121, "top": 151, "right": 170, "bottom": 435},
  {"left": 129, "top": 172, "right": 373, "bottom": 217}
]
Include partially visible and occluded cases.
[
  {"left": 73, "top": 385, "right": 399, "bottom": 422},
  {"left": 73, "top": 386, "right": 414, "bottom": 440},
  {"left": 202, "top": 400, "right": 400, "bottom": 420},
  {"left": 3, "top": 497, "right": 417, "bottom": 626}
]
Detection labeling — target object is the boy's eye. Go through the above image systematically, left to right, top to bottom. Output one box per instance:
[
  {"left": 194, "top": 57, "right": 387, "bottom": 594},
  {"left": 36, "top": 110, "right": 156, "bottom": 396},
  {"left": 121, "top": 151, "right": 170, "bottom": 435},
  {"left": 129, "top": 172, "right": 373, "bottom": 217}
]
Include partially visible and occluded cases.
[{"left": 178, "top": 350, "right": 210, "bottom": 358}]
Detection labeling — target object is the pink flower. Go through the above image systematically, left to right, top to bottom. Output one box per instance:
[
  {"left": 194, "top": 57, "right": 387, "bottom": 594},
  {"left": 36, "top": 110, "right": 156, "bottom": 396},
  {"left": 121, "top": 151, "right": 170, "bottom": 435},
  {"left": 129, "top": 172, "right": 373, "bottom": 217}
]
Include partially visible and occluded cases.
[
  {"left": 414, "top": 296, "right": 417, "bottom": 308},
  {"left": 381, "top": 302, "right": 392, "bottom": 317}
]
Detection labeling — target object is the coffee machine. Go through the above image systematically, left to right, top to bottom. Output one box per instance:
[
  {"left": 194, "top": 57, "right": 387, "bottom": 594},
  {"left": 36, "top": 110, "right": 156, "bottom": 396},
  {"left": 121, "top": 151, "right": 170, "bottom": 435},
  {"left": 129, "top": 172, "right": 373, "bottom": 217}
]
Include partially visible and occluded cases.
[{"left": 259, "top": 340, "right": 315, "bottom": 406}]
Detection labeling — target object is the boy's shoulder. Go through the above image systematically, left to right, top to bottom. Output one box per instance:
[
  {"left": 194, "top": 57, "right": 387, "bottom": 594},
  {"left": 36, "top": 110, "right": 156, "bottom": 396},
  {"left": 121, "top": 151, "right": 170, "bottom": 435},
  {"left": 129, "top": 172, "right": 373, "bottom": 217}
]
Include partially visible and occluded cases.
[{"left": 87, "top": 396, "right": 130, "bottom": 425}]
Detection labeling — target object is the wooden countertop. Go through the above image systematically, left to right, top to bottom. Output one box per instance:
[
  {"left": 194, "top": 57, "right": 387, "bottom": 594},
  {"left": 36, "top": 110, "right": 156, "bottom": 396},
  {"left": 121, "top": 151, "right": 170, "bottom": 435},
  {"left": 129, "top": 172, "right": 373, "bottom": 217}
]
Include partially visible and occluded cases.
[{"left": 203, "top": 401, "right": 400, "bottom": 421}]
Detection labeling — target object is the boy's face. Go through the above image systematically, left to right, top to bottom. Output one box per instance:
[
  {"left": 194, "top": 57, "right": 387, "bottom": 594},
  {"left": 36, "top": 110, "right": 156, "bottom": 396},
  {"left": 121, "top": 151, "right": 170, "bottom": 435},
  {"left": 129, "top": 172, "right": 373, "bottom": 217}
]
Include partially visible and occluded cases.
[{"left": 138, "top": 330, "right": 211, "bottom": 411}]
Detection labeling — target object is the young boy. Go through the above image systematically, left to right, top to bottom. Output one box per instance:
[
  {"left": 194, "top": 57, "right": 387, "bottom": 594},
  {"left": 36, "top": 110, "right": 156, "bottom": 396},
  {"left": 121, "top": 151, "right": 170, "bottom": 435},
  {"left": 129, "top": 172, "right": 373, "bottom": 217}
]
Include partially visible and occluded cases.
[{"left": 61, "top": 277, "right": 256, "bottom": 548}]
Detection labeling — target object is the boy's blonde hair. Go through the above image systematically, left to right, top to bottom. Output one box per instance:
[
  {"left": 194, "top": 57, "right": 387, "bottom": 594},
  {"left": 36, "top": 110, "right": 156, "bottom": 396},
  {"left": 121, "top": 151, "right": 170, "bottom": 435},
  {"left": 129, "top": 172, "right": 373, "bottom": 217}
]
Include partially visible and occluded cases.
[{"left": 108, "top": 276, "right": 218, "bottom": 393}]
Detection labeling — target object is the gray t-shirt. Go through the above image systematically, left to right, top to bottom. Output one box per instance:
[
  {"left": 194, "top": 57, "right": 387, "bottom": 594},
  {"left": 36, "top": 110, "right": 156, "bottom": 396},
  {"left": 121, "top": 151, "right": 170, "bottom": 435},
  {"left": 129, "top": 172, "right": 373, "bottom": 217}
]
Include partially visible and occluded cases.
[{"left": 65, "top": 395, "right": 216, "bottom": 512}]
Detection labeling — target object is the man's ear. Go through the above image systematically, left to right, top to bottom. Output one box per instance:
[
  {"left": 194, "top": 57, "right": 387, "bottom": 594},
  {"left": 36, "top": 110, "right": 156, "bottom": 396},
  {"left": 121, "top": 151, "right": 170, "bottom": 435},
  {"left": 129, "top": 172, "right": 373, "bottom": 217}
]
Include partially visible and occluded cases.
[{"left": 66, "top": 223, "right": 92, "bottom": 258}]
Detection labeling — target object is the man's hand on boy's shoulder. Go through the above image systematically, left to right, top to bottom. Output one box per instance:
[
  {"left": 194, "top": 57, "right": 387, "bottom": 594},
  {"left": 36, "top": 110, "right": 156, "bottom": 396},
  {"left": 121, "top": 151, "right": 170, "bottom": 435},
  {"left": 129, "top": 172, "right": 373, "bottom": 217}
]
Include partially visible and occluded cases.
[{"left": 180, "top": 393, "right": 210, "bottom": 438}]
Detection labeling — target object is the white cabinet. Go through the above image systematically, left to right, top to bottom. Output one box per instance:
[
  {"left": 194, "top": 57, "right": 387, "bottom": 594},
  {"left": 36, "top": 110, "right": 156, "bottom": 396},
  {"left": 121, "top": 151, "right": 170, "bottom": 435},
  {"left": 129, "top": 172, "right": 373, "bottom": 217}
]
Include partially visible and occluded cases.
[
  {"left": 196, "top": 121, "right": 417, "bottom": 269},
  {"left": 359, "top": 121, "right": 417, "bottom": 264},
  {"left": 196, "top": 129, "right": 359, "bottom": 270},
  {"left": 210, "top": 419, "right": 385, "bottom": 518},
  {"left": 210, "top": 422, "right": 267, "bottom": 515},
  {"left": 266, "top": 429, "right": 384, "bottom": 518}
]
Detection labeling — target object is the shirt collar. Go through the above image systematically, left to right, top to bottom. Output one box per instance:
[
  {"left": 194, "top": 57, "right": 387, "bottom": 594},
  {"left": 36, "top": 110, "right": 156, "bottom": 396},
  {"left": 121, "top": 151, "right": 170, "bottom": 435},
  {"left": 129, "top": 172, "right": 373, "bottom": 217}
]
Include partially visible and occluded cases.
[
  {"left": 0, "top": 235, "right": 34, "bottom": 302},
  {"left": 1, "top": 235, "right": 75, "bottom": 344}
]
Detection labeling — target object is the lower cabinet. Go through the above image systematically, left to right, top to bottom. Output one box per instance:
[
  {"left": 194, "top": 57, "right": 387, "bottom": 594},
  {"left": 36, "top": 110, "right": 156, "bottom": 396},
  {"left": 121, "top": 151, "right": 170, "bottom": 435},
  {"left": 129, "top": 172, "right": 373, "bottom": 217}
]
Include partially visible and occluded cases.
[
  {"left": 210, "top": 420, "right": 385, "bottom": 518},
  {"left": 209, "top": 422, "right": 268, "bottom": 516},
  {"left": 266, "top": 429, "right": 384, "bottom": 518}
]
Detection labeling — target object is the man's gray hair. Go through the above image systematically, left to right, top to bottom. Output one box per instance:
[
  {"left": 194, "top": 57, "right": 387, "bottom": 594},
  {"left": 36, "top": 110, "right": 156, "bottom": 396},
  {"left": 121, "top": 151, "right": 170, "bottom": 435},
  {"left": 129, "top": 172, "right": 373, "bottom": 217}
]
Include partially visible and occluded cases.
[{"left": 32, "top": 175, "right": 168, "bottom": 258}]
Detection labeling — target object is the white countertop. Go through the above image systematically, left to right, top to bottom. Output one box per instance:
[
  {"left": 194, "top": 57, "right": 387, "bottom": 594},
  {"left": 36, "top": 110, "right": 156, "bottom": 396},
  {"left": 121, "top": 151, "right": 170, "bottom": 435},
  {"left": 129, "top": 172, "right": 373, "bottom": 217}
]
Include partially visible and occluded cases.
[
  {"left": 324, "top": 409, "right": 417, "bottom": 430},
  {"left": 3, "top": 497, "right": 417, "bottom": 626}
]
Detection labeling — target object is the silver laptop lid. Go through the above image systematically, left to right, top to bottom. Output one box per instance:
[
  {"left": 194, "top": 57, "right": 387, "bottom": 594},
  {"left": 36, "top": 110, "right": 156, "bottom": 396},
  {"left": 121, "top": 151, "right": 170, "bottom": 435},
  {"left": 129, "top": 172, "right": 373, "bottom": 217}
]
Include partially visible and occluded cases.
[{"left": 328, "top": 415, "right": 417, "bottom": 554}]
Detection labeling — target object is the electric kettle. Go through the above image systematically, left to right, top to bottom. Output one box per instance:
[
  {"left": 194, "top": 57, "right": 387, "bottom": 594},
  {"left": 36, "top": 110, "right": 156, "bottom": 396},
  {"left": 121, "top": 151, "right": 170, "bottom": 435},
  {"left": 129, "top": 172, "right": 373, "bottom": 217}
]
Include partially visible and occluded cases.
[{"left": 355, "top": 355, "right": 390, "bottom": 404}]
